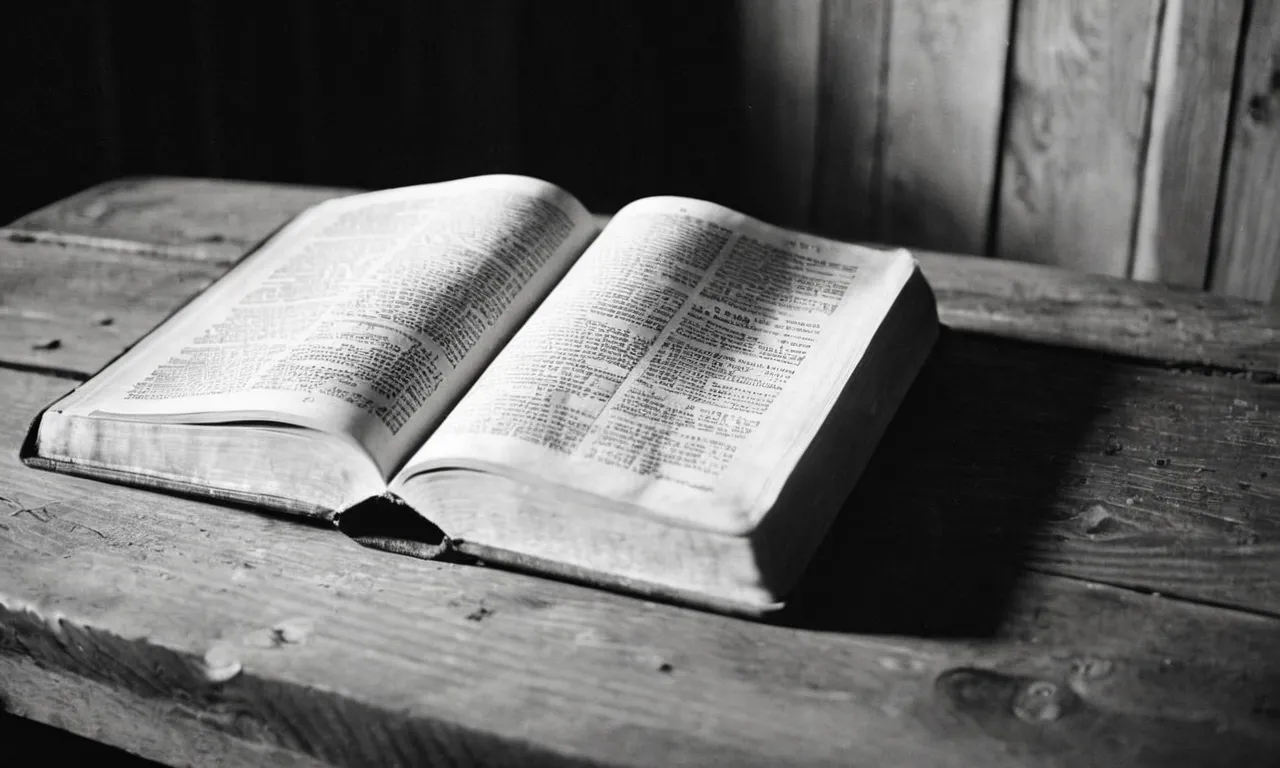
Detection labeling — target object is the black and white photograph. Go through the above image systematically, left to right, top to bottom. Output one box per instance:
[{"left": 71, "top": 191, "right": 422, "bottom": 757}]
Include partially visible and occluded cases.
[{"left": 2, "top": 1, "right": 1279, "bottom": 766}]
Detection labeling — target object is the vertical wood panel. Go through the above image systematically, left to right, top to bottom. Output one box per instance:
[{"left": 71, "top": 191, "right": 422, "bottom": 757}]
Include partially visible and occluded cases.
[
  {"left": 737, "top": 0, "right": 823, "bottom": 229},
  {"left": 811, "top": 0, "right": 889, "bottom": 242},
  {"left": 881, "top": 0, "right": 1012, "bottom": 255},
  {"left": 996, "top": 0, "right": 1161, "bottom": 275},
  {"left": 1132, "top": 0, "right": 1243, "bottom": 288},
  {"left": 1210, "top": 1, "right": 1280, "bottom": 302}
]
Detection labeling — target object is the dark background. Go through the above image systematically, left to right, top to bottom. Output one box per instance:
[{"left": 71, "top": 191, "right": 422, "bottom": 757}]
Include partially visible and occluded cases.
[
  {"left": 2, "top": 2, "right": 752, "bottom": 226},
  {"left": 7, "top": 2, "right": 1274, "bottom": 299},
  {"left": 3, "top": 4, "right": 743, "bottom": 759},
  {"left": 0, "top": 6, "right": 747, "bottom": 759}
]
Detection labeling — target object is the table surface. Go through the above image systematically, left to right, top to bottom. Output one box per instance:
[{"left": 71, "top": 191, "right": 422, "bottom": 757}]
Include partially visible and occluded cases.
[{"left": 2, "top": 178, "right": 1279, "bottom": 767}]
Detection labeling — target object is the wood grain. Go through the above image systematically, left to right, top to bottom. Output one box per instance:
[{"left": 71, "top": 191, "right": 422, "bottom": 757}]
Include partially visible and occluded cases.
[
  {"left": 736, "top": 0, "right": 823, "bottom": 229},
  {"left": 810, "top": 0, "right": 888, "bottom": 242},
  {"left": 881, "top": 0, "right": 1012, "bottom": 255},
  {"left": 996, "top": 0, "right": 1161, "bottom": 275},
  {"left": 1132, "top": 0, "right": 1244, "bottom": 289},
  {"left": 1210, "top": 1, "right": 1280, "bottom": 301},
  {"left": 4, "top": 169, "right": 1280, "bottom": 764},
  {"left": 2, "top": 176, "right": 355, "bottom": 265},
  {"left": 5, "top": 209, "right": 1279, "bottom": 382},
  {"left": 5, "top": 220, "right": 1277, "bottom": 613},
  {"left": 0, "top": 241, "right": 225, "bottom": 377},
  {"left": 917, "top": 250, "right": 1280, "bottom": 377},
  {"left": 7, "top": 309, "right": 1280, "bottom": 616},
  {"left": 798, "top": 329, "right": 1280, "bottom": 629},
  {"left": 2, "top": 371, "right": 1279, "bottom": 767},
  {"left": 1, "top": 656, "right": 329, "bottom": 768}
]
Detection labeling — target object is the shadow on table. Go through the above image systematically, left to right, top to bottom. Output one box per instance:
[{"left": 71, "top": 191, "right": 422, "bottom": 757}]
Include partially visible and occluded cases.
[
  {"left": 774, "top": 328, "right": 1116, "bottom": 637},
  {"left": 0, "top": 714, "right": 162, "bottom": 767}
]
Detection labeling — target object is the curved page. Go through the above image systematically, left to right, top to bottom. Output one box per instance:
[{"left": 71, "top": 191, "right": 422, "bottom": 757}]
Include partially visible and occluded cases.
[
  {"left": 59, "top": 175, "right": 597, "bottom": 478},
  {"left": 397, "top": 197, "right": 915, "bottom": 535}
]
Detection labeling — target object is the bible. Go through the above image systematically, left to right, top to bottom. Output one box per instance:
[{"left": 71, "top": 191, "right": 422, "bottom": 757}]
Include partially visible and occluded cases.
[{"left": 22, "top": 175, "right": 938, "bottom": 614}]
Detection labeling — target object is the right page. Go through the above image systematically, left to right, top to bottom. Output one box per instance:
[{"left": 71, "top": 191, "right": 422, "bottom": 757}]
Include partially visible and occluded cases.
[{"left": 397, "top": 197, "right": 916, "bottom": 535}]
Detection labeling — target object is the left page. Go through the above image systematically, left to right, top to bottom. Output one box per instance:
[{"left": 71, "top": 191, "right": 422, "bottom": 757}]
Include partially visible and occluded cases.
[{"left": 55, "top": 175, "right": 597, "bottom": 477}]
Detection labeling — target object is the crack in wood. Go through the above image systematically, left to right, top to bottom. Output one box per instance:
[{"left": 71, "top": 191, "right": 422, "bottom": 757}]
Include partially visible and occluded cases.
[
  {"left": 0, "top": 228, "right": 242, "bottom": 266},
  {"left": 9, "top": 505, "right": 54, "bottom": 523},
  {"left": 1020, "top": 563, "right": 1280, "bottom": 622},
  {"left": 0, "top": 599, "right": 607, "bottom": 767}
]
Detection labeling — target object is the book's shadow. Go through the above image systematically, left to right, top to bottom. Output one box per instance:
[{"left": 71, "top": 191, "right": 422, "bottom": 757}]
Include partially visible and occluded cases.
[{"left": 774, "top": 328, "right": 1114, "bottom": 637}]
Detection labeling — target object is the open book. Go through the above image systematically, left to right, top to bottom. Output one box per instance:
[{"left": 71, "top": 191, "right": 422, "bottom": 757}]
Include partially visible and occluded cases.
[{"left": 23, "top": 175, "right": 938, "bottom": 614}]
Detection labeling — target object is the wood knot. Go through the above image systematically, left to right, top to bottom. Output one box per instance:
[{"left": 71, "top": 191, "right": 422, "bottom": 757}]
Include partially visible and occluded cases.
[
  {"left": 1248, "top": 72, "right": 1279, "bottom": 126},
  {"left": 1248, "top": 95, "right": 1271, "bottom": 124},
  {"left": 1073, "top": 503, "right": 1132, "bottom": 539},
  {"left": 1081, "top": 504, "right": 1116, "bottom": 536},
  {"left": 466, "top": 604, "right": 494, "bottom": 622},
  {"left": 43, "top": 610, "right": 69, "bottom": 643},
  {"left": 243, "top": 617, "right": 314, "bottom": 648},
  {"left": 273, "top": 617, "right": 312, "bottom": 645},
  {"left": 201, "top": 644, "right": 243, "bottom": 684},
  {"left": 878, "top": 655, "right": 928, "bottom": 674},
  {"left": 1071, "top": 657, "right": 1114, "bottom": 683},
  {"left": 936, "top": 667, "right": 1081, "bottom": 725},
  {"left": 937, "top": 667, "right": 1011, "bottom": 712},
  {"left": 1012, "top": 680, "right": 1074, "bottom": 723}
]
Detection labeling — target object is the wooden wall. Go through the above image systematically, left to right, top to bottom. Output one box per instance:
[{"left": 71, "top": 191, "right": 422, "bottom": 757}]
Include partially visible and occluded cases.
[{"left": 6, "top": 1, "right": 1280, "bottom": 300}]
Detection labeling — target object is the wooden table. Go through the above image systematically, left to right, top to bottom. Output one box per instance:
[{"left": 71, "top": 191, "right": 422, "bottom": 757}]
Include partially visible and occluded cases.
[{"left": 2, "top": 178, "right": 1279, "bottom": 767}]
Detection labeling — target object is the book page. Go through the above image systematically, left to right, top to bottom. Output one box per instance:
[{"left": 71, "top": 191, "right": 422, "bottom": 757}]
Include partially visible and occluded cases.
[
  {"left": 60, "top": 176, "right": 596, "bottom": 477},
  {"left": 397, "top": 197, "right": 916, "bottom": 534}
]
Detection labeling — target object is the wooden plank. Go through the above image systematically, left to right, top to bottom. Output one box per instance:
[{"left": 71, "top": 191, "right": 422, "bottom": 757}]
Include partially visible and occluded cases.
[
  {"left": 737, "top": 0, "right": 823, "bottom": 229},
  {"left": 810, "top": 0, "right": 888, "bottom": 242},
  {"left": 881, "top": 0, "right": 1011, "bottom": 255},
  {"left": 996, "top": 0, "right": 1161, "bottom": 275},
  {"left": 1132, "top": 0, "right": 1244, "bottom": 289},
  {"left": 1210, "top": 1, "right": 1280, "bottom": 301},
  {"left": 2, "top": 177, "right": 356, "bottom": 265},
  {"left": 3, "top": 177, "right": 1279, "bottom": 378},
  {"left": 3, "top": 179, "right": 1276, "bottom": 614},
  {"left": 5, "top": 233, "right": 1279, "bottom": 383},
  {"left": 0, "top": 241, "right": 225, "bottom": 376},
  {"left": 917, "top": 250, "right": 1280, "bottom": 377},
  {"left": 7, "top": 314, "right": 1280, "bottom": 620},
  {"left": 797, "top": 329, "right": 1280, "bottom": 628},
  {"left": 2, "top": 373, "right": 1278, "bottom": 767},
  {"left": 1, "top": 657, "right": 329, "bottom": 767}
]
